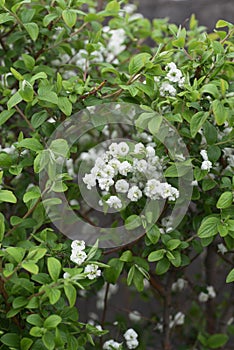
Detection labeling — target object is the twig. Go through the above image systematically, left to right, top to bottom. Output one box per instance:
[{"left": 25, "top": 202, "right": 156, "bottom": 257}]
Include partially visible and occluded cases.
[
  {"left": 79, "top": 80, "right": 107, "bottom": 100},
  {"left": 15, "top": 105, "right": 35, "bottom": 132},
  {"left": 5, "top": 197, "right": 42, "bottom": 237},
  {"left": 163, "top": 274, "right": 173, "bottom": 350},
  {"left": 100, "top": 282, "right": 110, "bottom": 347}
]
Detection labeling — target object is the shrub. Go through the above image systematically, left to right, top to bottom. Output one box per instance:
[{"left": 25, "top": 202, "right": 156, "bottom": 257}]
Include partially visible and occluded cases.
[{"left": 0, "top": 0, "right": 233, "bottom": 349}]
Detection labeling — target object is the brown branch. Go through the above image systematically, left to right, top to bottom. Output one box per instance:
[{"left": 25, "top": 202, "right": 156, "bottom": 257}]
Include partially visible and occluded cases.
[
  {"left": 79, "top": 80, "right": 107, "bottom": 100},
  {"left": 15, "top": 105, "right": 35, "bottom": 132}
]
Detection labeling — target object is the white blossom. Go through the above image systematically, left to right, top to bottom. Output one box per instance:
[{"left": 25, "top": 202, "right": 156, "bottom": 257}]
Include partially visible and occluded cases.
[
  {"left": 160, "top": 82, "right": 177, "bottom": 97},
  {"left": 108, "top": 142, "right": 119, "bottom": 156},
  {"left": 118, "top": 142, "right": 129, "bottom": 156},
  {"left": 134, "top": 142, "right": 145, "bottom": 154},
  {"left": 146, "top": 146, "right": 155, "bottom": 158},
  {"left": 200, "top": 149, "right": 208, "bottom": 161},
  {"left": 135, "top": 159, "right": 148, "bottom": 173},
  {"left": 201, "top": 160, "right": 212, "bottom": 171},
  {"left": 119, "top": 161, "right": 132, "bottom": 176},
  {"left": 83, "top": 173, "right": 96, "bottom": 189},
  {"left": 98, "top": 178, "right": 114, "bottom": 191},
  {"left": 115, "top": 179, "right": 129, "bottom": 193},
  {"left": 127, "top": 186, "right": 142, "bottom": 202},
  {"left": 106, "top": 196, "right": 122, "bottom": 209},
  {"left": 71, "top": 240, "right": 85, "bottom": 251},
  {"left": 217, "top": 243, "right": 228, "bottom": 254},
  {"left": 70, "top": 250, "right": 87, "bottom": 265},
  {"left": 84, "top": 264, "right": 101, "bottom": 280},
  {"left": 172, "top": 278, "right": 187, "bottom": 292},
  {"left": 207, "top": 286, "right": 216, "bottom": 299},
  {"left": 198, "top": 291, "right": 209, "bottom": 303},
  {"left": 129, "top": 310, "right": 141, "bottom": 322},
  {"left": 173, "top": 312, "right": 185, "bottom": 326},
  {"left": 124, "top": 328, "right": 138, "bottom": 342},
  {"left": 126, "top": 338, "right": 139, "bottom": 349},
  {"left": 103, "top": 339, "right": 122, "bottom": 350}
]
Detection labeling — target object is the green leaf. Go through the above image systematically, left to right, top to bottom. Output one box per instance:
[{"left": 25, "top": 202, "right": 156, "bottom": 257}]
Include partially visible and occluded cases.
[
  {"left": 105, "top": 0, "right": 120, "bottom": 13},
  {"left": 62, "top": 9, "right": 77, "bottom": 28},
  {"left": 0, "top": 13, "right": 14, "bottom": 24},
  {"left": 43, "top": 13, "right": 58, "bottom": 27},
  {"left": 216, "top": 19, "right": 233, "bottom": 28},
  {"left": 24, "top": 22, "right": 39, "bottom": 41},
  {"left": 22, "top": 53, "right": 35, "bottom": 70},
  {"left": 129, "top": 53, "right": 151, "bottom": 75},
  {"left": 10, "top": 67, "right": 24, "bottom": 81},
  {"left": 30, "top": 72, "right": 47, "bottom": 82},
  {"left": 19, "top": 80, "right": 34, "bottom": 102},
  {"left": 201, "top": 84, "right": 219, "bottom": 99},
  {"left": 38, "top": 89, "right": 58, "bottom": 104},
  {"left": 7, "top": 91, "right": 23, "bottom": 109},
  {"left": 58, "top": 97, "right": 72, "bottom": 116},
  {"left": 212, "top": 99, "right": 226, "bottom": 125},
  {"left": 0, "top": 109, "right": 15, "bottom": 126},
  {"left": 31, "top": 111, "right": 48, "bottom": 129},
  {"left": 190, "top": 111, "right": 209, "bottom": 138},
  {"left": 148, "top": 115, "right": 163, "bottom": 135},
  {"left": 17, "top": 138, "right": 44, "bottom": 152},
  {"left": 50, "top": 139, "right": 69, "bottom": 157},
  {"left": 164, "top": 160, "right": 192, "bottom": 177},
  {"left": 23, "top": 188, "right": 40, "bottom": 203},
  {"left": 0, "top": 190, "right": 17, "bottom": 203},
  {"left": 216, "top": 192, "right": 233, "bottom": 209},
  {"left": 0, "top": 213, "right": 4, "bottom": 242},
  {"left": 125, "top": 215, "right": 141, "bottom": 230},
  {"left": 198, "top": 217, "right": 220, "bottom": 238},
  {"left": 146, "top": 225, "right": 160, "bottom": 244},
  {"left": 166, "top": 239, "right": 181, "bottom": 250},
  {"left": 6, "top": 247, "right": 25, "bottom": 263},
  {"left": 148, "top": 249, "right": 166, "bottom": 262},
  {"left": 119, "top": 250, "right": 133, "bottom": 262},
  {"left": 47, "top": 257, "right": 61, "bottom": 281},
  {"left": 156, "top": 257, "right": 170, "bottom": 275},
  {"left": 104, "top": 258, "right": 124, "bottom": 284},
  {"left": 22, "top": 261, "right": 39, "bottom": 274},
  {"left": 127, "top": 265, "right": 135, "bottom": 285},
  {"left": 226, "top": 268, "right": 234, "bottom": 283},
  {"left": 64, "top": 284, "right": 76, "bottom": 307},
  {"left": 46, "top": 288, "right": 61, "bottom": 305},
  {"left": 12, "top": 296, "right": 28, "bottom": 309},
  {"left": 26, "top": 314, "right": 43, "bottom": 326},
  {"left": 44, "top": 315, "right": 62, "bottom": 329},
  {"left": 42, "top": 331, "right": 55, "bottom": 350},
  {"left": 0, "top": 333, "right": 20, "bottom": 347},
  {"left": 207, "top": 334, "right": 229, "bottom": 348},
  {"left": 20, "top": 338, "right": 33, "bottom": 350}
]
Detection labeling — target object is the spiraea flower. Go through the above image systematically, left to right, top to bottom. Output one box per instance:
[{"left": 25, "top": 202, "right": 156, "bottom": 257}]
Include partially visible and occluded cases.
[{"left": 84, "top": 264, "right": 101, "bottom": 280}]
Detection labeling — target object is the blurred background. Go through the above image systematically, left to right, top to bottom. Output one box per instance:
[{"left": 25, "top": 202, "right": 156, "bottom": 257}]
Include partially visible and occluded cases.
[{"left": 138, "top": 0, "right": 233, "bottom": 30}]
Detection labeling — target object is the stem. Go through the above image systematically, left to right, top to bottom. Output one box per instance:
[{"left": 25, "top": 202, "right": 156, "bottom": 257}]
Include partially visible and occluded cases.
[
  {"left": 15, "top": 105, "right": 35, "bottom": 132},
  {"left": 5, "top": 196, "right": 42, "bottom": 237},
  {"left": 205, "top": 244, "right": 216, "bottom": 333},
  {"left": 163, "top": 274, "right": 173, "bottom": 350},
  {"left": 100, "top": 283, "right": 110, "bottom": 347}
]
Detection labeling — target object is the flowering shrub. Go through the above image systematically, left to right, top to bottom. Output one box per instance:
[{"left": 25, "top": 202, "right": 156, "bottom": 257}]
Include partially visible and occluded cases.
[{"left": 0, "top": 0, "right": 234, "bottom": 349}]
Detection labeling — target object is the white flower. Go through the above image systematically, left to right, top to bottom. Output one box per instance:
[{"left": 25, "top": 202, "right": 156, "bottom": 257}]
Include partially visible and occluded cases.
[
  {"left": 123, "top": 3, "right": 137, "bottom": 14},
  {"left": 166, "top": 62, "right": 177, "bottom": 71},
  {"left": 166, "top": 68, "right": 183, "bottom": 83},
  {"left": 178, "top": 76, "right": 185, "bottom": 88},
  {"left": 160, "top": 82, "right": 177, "bottom": 97},
  {"left": 118, "top": 142, "right": 129, "bottom": 156},
  {"left": 134, "top": 142, "right": 145, "bottom": 154},
  {"left": 109, "top": 143, "right": 119, "bottom": 156},
  {"left": 146, "top": 146, "right": 155, "bottom": 158},
  {"left": 200, "top": 149, "right": 208, "bottom": 161},
  {"left": 95, "top": 157, "right": 106, "bottom": 168},
  {"left": 109, "top": 158, "right": 121, "bottom": 174},
  {"left": 135, "top": 159, "right": 148, "bottom": 173},
  {"left": 201, "top": 160, "right": 212, "bottom": 171},
  {"left": 119, "top": 161, "right": 132, "bottom": 176},
  {"left": 101, "top": 165, "right": 115, "bottom": 178},
  {"left": 83, "top": 173, "right": 96, "bottom": 190},
  {"left": 98, "top": 178, "right": 114, "bottom": 191},
  {"left": 115, "top": 179, "right": 129, "bottom": 193},
  {"left": 144, "top": 179, "right": 161, "bottom": 200},
  {"left": 127, "top": 186, "right": 142, "bottom": 202},
  {"left": 106, "top": 196, "right": 122, "bottom": 209},
  {"left": 70, "top": 199, "right": 79, "bottom": 206},
  {"left": 71, "top": 240, "right": 85, "bottom": 251},
  {"left": 217, "top": 243, "right": 228, "bottom": 254},
  {"left": 70, "top": 250, "right": 87, "bottom": 265},
  {"left": 84, "top": 264, "right": 101, "bottom": 280},
  {"left": 63, "top": 272, "right": 71, "bottom": 279},
  {"left": 172, "top": 278, "right": 187, "bottom": 292},
  {"left": 207, "top": 286, "right": 216, "bottom": 299},
  {"left": 198, "top": 291, "right": 209, "bottom": 303},
  {"left": 129, "top": 310, "right": 141, "bottom": 322},
  {"left": 173, "top": 312, "right": 185, "bottom": 326},
  {"left": 124, "top": 328, "right": 138, "bottom": 342},
  {"left": 126, "top": 338, "right": 139, "bottom": 349},
  {"left": 103, "top": 339, "right": 122, "bottom": 350}
]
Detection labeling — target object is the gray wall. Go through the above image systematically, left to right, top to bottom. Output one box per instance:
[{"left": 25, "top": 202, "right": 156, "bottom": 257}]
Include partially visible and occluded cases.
[{"left": 138, "top": 0, "right": 233, "bottom": 29}]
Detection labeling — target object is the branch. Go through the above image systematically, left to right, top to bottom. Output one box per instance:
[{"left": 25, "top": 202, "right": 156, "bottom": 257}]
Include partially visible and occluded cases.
[{"left": 15, "top": 105, "right": 35, "bottom": 132}]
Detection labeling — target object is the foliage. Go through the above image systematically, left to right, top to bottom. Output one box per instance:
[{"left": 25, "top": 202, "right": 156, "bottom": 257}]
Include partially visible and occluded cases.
[{"left": 0, "top": 0, "right": 233, "bottom": 349}]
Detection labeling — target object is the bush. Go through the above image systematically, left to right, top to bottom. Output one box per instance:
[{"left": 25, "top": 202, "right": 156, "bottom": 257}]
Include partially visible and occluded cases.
[{"left": 0, "top": 0, "right": 233, "bottom": 349}]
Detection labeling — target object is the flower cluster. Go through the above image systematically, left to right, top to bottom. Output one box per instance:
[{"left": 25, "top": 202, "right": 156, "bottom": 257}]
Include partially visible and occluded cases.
[
  {"left": 154, "top": 62, "right": 185, "bottom": 97},
  {"left": 83, "top": 142, "right": 179, "bottom": 210},
  {"left": 200, "top": 149, "right": 212, "bottom": 172},
  {"left": 69, "top": 240, "right": 101, "bottom": 279},
  {"left": 198, "top": 285, "right": 216, "bottom": 303},
  {"left": 124, "top": 328, "right": 139, "bottom": 349}
]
